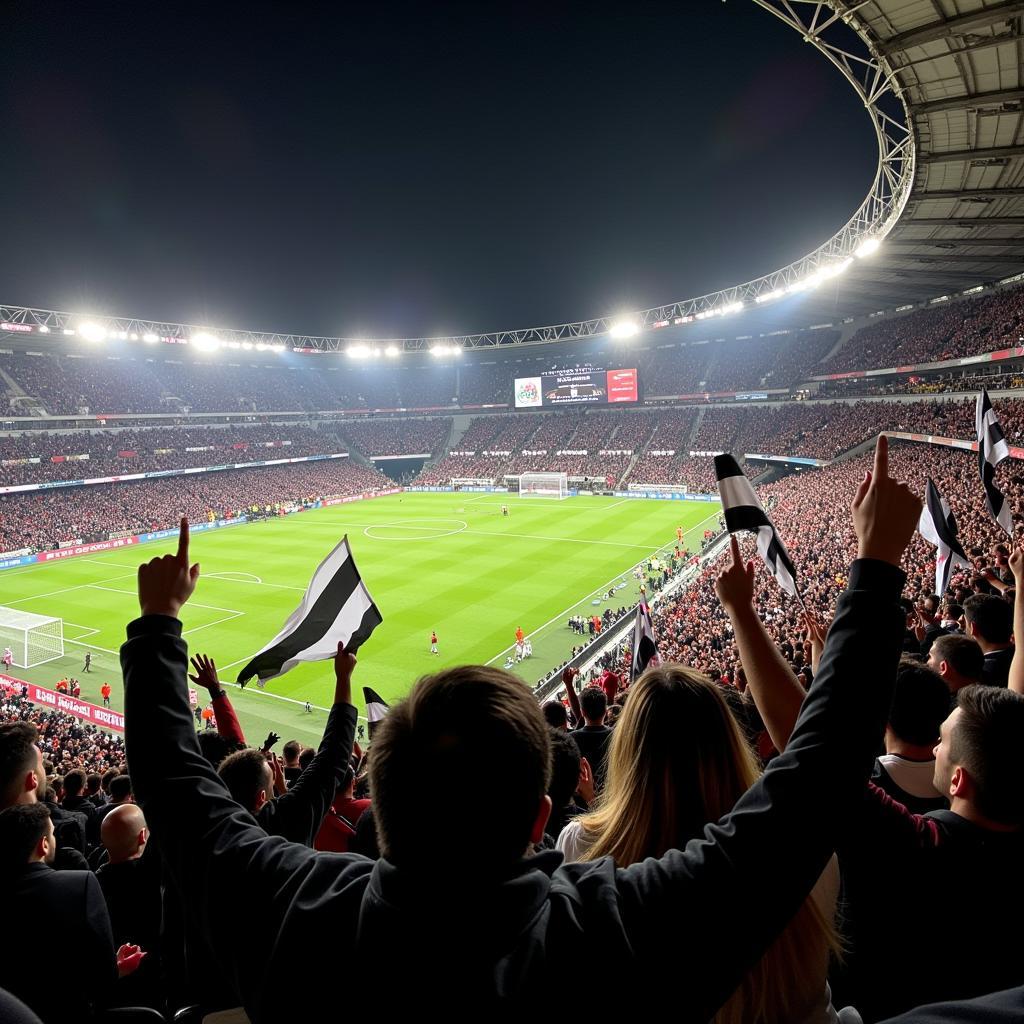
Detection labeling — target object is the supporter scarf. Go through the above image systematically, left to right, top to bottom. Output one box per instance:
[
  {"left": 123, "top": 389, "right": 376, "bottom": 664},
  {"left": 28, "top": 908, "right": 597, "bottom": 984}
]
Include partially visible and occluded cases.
[
  {"left": 976, "top": 389, "right": 1013, "bottom": 537},
  {"left": 714, "top": 453, "right": 797, "bottom": 598}
]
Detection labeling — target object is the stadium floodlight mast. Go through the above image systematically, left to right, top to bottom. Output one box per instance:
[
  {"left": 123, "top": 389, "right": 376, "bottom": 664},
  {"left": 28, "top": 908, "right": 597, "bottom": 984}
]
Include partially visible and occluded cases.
[{"left": 0, "top": 2, "right": 910, "bottom": 356}]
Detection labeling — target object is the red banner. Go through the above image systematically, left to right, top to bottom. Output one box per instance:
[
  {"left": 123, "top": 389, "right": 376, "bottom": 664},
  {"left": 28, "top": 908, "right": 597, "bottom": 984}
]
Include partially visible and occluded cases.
[{"left": 0, "top": 675, "right": 124, "bottom": 732}]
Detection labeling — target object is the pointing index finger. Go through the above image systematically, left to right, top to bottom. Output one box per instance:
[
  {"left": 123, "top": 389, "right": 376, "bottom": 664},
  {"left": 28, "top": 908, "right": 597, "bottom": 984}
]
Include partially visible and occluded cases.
[
  {"left": 873, "top": 434, "right": 889, "bottom": 480},
  {"left": 177, "top": 517, "right": 190, "bottom": 564}
]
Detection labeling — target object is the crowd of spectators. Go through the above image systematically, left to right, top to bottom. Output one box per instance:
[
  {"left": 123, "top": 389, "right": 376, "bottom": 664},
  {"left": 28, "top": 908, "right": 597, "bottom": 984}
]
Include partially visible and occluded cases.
[
  {"left": 825, "top": 284, "right": 1024, "bottom": 374},
  {"left": 333, "top": 417, "right": 451, "bottom": 457},
  {"left": 0, "top": 424, "right": 338, "bottom": 487},
  {"left": 5, "top": 426, "right": 1024, "bottom": 1021},
  {"left": 0, "top": 459, "right": 393, "bottom": 552},
  {"left": 1, "top": 692, "right": 126, "bottom": 775}
]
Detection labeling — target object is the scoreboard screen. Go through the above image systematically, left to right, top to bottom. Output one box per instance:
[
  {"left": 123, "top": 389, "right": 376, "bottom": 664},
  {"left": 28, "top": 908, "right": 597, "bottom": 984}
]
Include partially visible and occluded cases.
[{"left": 514, "top": 367, "right": 638, "bottom": 408}]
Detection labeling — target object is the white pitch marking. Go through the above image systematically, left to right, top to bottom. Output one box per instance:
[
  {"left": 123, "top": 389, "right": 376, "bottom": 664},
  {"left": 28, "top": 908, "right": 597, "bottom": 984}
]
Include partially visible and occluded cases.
[
  {"left": 483, "top": 507, "right": 722, "bottom": 667},
  {"left": 4, "top": 572, "right": 138, "bottom": 606}
]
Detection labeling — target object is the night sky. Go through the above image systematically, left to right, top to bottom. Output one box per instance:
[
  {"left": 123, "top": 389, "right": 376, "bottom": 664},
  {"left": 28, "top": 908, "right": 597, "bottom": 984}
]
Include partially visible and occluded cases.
[{"left": 1, "top": 2, "right": 876, "bottom": 338}]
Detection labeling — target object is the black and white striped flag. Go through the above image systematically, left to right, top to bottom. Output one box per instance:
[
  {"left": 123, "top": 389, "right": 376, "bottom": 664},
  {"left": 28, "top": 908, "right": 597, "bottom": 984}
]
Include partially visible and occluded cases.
[
  {"left": 976, "top": 389, "right": 1012, "bottom": 536},
  {"left": 714, "top": 454, "right": 798, "bottom": 598},
  {"left": 918, "top": 477, "right": 970, "bottom": 596},
  {"left": 237, "top": 536, "right": 382, "bottom": 687},
  {"left": 630, "top": 600, "right": 660, "bottom": 681},
  {"left": 363, "top": 687, "right": 389, "bottom": 740}
]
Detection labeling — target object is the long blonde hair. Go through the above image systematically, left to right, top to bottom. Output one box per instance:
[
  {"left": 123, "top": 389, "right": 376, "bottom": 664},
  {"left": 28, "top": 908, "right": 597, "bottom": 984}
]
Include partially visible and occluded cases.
[{"left": 577, "top": 666, "right": 840, "bottom": 1024}]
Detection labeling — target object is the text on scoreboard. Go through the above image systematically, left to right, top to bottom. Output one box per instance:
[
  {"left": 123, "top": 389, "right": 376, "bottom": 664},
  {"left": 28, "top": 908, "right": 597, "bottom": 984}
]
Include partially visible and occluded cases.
[{"left": 514, "top": 367, "right": 638, "bottom": 408}]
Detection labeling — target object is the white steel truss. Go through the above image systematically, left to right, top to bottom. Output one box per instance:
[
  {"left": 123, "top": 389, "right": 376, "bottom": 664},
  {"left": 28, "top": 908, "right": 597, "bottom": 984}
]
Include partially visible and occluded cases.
[{"left": 0, "top": 1, "right": 912, "bottom": 354}]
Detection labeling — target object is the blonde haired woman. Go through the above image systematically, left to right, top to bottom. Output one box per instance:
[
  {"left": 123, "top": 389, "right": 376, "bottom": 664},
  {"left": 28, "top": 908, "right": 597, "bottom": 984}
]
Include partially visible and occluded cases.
[{"left": 557, "top": 664, "right": 841, "bottom": 1024}]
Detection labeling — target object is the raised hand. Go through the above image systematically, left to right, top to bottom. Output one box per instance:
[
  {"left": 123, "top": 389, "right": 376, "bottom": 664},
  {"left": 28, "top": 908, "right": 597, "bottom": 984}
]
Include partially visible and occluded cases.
[
  {"left": 851, "top": 435, "right": 923, "bottom": 567},
  {"left": 138, "top": 517, "right": 200, "bottom": 618},
  {"left": 715, "top": 535, "right": 755, "bottom": 613},
  {"left": 1009, "top": 547, "right": 1024, "bottom": 585},
  {"left": 802, "top": 611, "right": 829, "bottom": 675},
  {"left": 333, "top": 641, "right": 356, "bottom": 706},
  {"left": 188, "top": 653, "right": 220, "bottom": 693},
  {"left": 576, "top": 756, "right": 595, "bottom": 806}
]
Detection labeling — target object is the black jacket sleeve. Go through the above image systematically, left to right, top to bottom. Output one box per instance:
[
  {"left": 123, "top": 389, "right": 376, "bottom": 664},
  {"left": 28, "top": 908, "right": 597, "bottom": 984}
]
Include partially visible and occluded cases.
[
  {"left": 599, "top": 558, "right": 906, "bottom": 1020},
  {"left": 122, "top": 615, "right": 362, "bottom": 1013},
  {"left": 258, "top": 702, "right": 350, "bottom": 846}
]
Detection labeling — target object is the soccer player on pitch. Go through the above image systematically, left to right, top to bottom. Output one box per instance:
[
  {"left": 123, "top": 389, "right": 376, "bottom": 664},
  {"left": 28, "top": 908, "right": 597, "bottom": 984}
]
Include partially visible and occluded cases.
[
  {"left": 676, "top": 525, "right": 684, "bottom": 544},
  {"left": 430, "top": 631, "right": 439, "bottom": 655}
]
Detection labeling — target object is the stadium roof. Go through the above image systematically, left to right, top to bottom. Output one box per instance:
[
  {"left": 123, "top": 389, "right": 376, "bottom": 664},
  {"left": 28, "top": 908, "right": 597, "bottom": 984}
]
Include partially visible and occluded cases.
[
  {"left": 2, "top": 0, "right": 1022, "bottom": 353},
  {"left": 792, "top": 0, "right": 1024, "bottom": 322}
]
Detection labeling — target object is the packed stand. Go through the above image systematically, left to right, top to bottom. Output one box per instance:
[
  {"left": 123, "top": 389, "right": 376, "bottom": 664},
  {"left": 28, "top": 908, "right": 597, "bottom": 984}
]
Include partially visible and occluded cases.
[
  {"left": 824, "top": 283, "right": 1024, "bottom": 374},
  {"left": 702, "top": 329, "right": 839, "bottom": 391},
  {"left": 336, "top": 417, "right": 451, "bottom": 457},
  {"left": 0, "top": 424, "right": 339, "bottom": 487},
  {"left": 0, "top": 458, "right": 393, "bottom": 552}
]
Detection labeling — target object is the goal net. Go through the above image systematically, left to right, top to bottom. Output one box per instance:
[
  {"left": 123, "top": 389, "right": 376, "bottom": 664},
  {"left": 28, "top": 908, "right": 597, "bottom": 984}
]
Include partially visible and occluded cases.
[
  {"left": 519, "top": 471, "right": 569, "bottom": 499},
  {"left": 0, "top": 607, "right": 65, "bottom": 669}
]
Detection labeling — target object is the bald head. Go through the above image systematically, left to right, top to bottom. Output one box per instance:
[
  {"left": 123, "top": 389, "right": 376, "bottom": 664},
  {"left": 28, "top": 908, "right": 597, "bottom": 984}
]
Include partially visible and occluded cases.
[{"left": 101, "top": 803, "right": 148, "bottom": 864}]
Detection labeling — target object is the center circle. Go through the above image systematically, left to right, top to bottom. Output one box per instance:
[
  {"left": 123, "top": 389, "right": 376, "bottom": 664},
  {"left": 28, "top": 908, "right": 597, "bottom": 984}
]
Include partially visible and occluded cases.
[{"left": 363, "top": 518, "right": 468, "bottom": 541}]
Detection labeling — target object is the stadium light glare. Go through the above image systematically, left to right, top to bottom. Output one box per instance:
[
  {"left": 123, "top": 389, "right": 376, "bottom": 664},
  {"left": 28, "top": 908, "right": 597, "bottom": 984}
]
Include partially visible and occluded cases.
[
  {"left": 856, "top": 237, "right": 880, "bottom": 258},
  {"left": 609, "top": 321, "right": 639, "bottom": 339},
  {"left": 79, "top": 322, "right": 107, "bottom": 342},
  {"left": 37, "top": 325, "right": 49, "bottom": 334},
  {"left": 63, "top": 329, "right": 76, "bottom": 336},
  {"left": 191, "top": 331, "right": 221, "bottom": 352},
  {"left": 142, "top": 332, "right": 159, "bottom": 343},
  {"left": 241, "top": 341, "right": 253, "bottom": 350},
  {"left": 272, "top": 343, "right": 286, "bottom": 353},
  {"left": 347, "top": 344, "right": 371, "bottom": 358},
  {"left": 385, "top": 345, "right": 400, "bottom": 357},
  {"left": 430, "top": 345, "right": 460, "bottom": 357}
]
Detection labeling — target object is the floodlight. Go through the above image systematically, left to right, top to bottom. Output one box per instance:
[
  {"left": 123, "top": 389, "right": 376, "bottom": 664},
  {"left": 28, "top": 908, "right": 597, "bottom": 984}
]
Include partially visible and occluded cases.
[
  {"left": 856, "top": 237, "right": 880, "bottom": 258},
  {"left": 609, "top": 321, "right": 639, "bottom": 339},
  {"left": 79, "top": 323, "right": 107, "bottom": 342},
  {"left": 37, "top": 325, "right": 49, "bottom": 334},
  {"left": 63, "top": 329, "right": 76, "bottom": 336},
  {"left": 191, "top": 332, "right": 221, "bottom": 352},
  {"left": 142, "top": 333, "right": 159, "bottom": 343},
  {"left": 241, "top": 341, "right": 253, "bottom": 350},
  {"left": 348, "top": 344, "right": 370, "bottom": 358},
  {"left": 385, "top": 345, "right": 400, "bottom": 357}
]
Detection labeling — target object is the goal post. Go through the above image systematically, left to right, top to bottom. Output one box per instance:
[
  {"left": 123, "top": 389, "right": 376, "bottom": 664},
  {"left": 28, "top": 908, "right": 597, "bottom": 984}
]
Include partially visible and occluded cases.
[
  {"left": 519, "top": 471, "right": 569, "bottom": 500},
  {"left": 0, "top": 607, "right": 65, "bottom": 669}
]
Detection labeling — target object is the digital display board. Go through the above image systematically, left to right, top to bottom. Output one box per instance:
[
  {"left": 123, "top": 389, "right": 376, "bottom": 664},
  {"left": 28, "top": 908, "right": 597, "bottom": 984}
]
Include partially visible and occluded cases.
[{"left": 514, "top": 367, "right": 638, "bottom": 408}]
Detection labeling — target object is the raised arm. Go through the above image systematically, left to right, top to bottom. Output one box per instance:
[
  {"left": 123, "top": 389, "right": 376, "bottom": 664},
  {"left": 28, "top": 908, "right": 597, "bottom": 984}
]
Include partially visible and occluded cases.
[
  {"left": 607, "top": 436, "right": 923, "bottom": 1020},
  {"left": 122, "top": 521, "right": 367, "bottom": 1016},
  {"left": 715, "top": 535, "right": 806, "bottom": 752},
  {"left": 1008, "top": 548, "right": 1024, "bottom": 695},
  {"left": 267, "top": 644, "right": 356, "bottom": 846},
  {"left": 188, "top": 653, "right": 246, "bottom": 746},
  {"left": 561, "top": 666, "right": 583, "bottom": 725}
]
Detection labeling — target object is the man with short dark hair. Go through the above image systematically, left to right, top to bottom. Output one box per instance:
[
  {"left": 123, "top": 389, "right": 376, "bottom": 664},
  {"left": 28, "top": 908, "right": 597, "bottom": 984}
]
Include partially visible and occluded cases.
[
  {"left": 122, "top": 474, "right": 920, "bottom": 1018},
  {"left": 963, "top": 594, "right": 1014, "bottom": 687},
  {"left": 927, "top": 633, "right": 983, "bottom": 695},
  {"left": 217, "top": 655, "right": 355, "bottom": 847},
  {"left": 871, "top": 661, "right": 948, "bottom": 814},
  {"left": 562, "top": 677, "right": 612, "bottom": 790},
  {"left": 836, "top": 685, "right": 1024, "bottom": 1018},
  {"left": 541, "top": 700, "right": 568, "bottom": 730},
  {"left": 0, "top": 722, "right": 45, "bottom": 809},
  {"left": 281, "top": 739, "right": 303, "bottom": 785},
  {"left": 62, "top": 767, "right": 100, "bottom": 846},
  {"left": 85, "top": 771, "right": 105, "bottom": 807},
  {"left": 95, "top": 774, "right": 134, "bottom": 830},
  {"left": 0, "top": 804, "right": 118, "bottom": 1021}
]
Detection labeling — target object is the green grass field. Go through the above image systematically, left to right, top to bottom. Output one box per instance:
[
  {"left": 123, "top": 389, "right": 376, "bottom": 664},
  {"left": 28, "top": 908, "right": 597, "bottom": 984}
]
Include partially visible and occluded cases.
[{"left": 1, "top": 492, "right": 719, "bottom": 747}]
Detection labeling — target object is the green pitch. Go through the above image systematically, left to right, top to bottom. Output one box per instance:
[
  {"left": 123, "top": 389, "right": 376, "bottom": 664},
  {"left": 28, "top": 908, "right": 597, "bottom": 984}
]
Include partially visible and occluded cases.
[{"left": 1, "top": 492, "right": 719, "bottom": 748}]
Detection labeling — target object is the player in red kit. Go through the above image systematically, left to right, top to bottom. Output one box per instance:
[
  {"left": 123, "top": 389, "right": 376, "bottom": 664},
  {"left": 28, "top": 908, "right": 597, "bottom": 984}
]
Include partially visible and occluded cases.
[{"left": 430, "top": 631, "right": 438, "bottom": 655}]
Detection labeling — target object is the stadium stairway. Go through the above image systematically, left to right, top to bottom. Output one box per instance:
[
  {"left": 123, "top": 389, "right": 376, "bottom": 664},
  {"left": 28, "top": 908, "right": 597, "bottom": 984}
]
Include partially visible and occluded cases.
[{"left": 686, "top": 406, "right": 706, "bottom": 449}]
